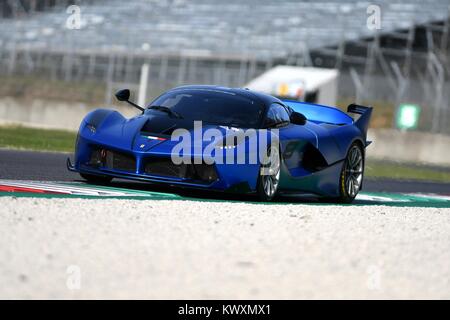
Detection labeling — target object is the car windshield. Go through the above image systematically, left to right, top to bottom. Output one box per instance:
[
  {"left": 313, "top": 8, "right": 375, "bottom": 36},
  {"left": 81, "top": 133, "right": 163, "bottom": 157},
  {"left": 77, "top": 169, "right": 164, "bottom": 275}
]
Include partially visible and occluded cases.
[{"left": 146, "top": 89, "right": 264, "bottom": 128}]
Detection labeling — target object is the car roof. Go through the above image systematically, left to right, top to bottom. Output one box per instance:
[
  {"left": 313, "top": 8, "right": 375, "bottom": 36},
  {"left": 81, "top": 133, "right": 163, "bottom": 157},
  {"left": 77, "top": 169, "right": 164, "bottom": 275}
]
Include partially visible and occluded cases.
[{"left": 167, "top": 85, "right": 282, "bottom": 108}]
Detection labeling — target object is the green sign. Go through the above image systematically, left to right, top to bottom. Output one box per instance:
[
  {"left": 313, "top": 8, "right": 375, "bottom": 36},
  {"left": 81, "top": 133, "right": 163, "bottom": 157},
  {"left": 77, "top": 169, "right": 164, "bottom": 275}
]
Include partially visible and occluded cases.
[{"left": 396, "top": 104, "right": 421, "bottom": 130}]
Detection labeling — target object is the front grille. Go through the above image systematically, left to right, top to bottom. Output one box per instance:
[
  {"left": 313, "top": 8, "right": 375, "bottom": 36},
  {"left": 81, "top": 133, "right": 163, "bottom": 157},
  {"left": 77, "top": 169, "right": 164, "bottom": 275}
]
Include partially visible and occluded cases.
[
  {"left": 89, "top": 148, "right": 136, "bottom": 172},
  {"left": 144, "top": 158, "right": 218, "bottom": 183},
  {"left": 144, "top": 158, "right": 187, "bottom": 178}
]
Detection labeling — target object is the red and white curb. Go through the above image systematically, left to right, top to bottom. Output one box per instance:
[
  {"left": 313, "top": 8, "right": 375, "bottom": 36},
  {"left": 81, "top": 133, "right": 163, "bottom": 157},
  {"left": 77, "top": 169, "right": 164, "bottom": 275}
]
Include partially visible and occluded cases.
[
  {"left": 0, "top": 179, "right": 449, "bottom": 205},
  {"left": 0, "top": 180, "right": 174, "bottom": 197}
]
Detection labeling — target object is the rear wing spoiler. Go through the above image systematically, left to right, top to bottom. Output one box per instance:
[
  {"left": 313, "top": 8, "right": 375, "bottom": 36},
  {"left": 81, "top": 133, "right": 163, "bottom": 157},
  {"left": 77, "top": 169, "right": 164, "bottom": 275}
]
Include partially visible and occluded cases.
[
  {"left": 282, "top": 99, "right": 354, "bottom": 125},
  {"left": 281, "top": 100, "right": 373, "bottom": 144},
  {"left": 347, "top": 104, "right": 373, "bottom": 144}
]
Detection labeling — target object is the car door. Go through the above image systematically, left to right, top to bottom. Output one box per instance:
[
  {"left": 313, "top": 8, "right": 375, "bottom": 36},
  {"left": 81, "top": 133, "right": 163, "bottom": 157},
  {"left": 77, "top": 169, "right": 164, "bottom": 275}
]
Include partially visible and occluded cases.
[
  {"left": 265, "top": 103, "right": 317, "bottom": 177},
  {"left": 281, "top": 104, "right": 343, "bottom": 169}
]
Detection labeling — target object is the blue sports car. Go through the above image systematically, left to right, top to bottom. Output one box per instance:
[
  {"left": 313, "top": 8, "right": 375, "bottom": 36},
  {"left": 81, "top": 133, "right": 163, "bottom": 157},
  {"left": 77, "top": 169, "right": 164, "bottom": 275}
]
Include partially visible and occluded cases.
[{"left": 67, "top": 85, "right": 372, "bottom": 202}]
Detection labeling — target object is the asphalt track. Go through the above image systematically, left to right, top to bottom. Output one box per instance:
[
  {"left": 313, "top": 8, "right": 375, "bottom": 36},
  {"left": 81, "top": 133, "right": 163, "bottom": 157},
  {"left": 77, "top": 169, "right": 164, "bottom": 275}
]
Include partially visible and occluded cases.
[{"left": 1, "top": 148, "right": 449, "bottom": 196}]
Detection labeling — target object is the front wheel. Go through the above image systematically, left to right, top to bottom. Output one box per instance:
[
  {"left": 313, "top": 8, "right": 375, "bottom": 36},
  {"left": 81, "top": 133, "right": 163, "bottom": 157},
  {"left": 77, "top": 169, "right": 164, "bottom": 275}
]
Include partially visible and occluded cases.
[
  {"left": 335, "top": 143, "right": 364, "bottom": 203},
  {"left": 256, "top": 146, "right": 281, "bottom": 201},
  {"left": 80, "top": 173, "right": 113, "bottom": 185}
]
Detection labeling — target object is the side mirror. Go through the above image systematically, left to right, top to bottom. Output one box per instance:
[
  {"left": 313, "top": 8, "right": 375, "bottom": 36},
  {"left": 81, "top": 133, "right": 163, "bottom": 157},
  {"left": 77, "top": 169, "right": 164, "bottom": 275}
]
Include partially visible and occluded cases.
[
  {"left": 114, "top": 89, "right": 144, "bottom": 112},
  {"left": 115, "top": 89, "right": 130, "bottom": 102},
  {"left": 290, "top": 111, "right": 307, "bottom": 125}
]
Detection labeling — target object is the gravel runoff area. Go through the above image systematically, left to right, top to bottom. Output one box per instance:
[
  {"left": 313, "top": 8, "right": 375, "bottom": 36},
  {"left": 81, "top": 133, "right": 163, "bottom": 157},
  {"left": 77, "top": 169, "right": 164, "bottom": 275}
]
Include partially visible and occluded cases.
[{"left": 1, "top": 197, "right": 449, "bottom": 299}]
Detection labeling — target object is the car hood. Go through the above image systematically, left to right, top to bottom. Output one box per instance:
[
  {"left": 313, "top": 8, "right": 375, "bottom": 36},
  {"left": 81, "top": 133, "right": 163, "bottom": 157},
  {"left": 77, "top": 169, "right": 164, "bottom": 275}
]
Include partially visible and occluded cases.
[{"left": 94, "top": 112, "right": 254, "bottom": 153}]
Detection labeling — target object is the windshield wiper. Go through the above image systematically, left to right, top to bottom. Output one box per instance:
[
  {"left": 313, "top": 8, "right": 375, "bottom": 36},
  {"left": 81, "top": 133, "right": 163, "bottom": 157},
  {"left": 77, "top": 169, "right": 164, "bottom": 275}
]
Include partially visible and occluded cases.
[{"left": 148, "top": 105, "right": 183, "bottom": 119}]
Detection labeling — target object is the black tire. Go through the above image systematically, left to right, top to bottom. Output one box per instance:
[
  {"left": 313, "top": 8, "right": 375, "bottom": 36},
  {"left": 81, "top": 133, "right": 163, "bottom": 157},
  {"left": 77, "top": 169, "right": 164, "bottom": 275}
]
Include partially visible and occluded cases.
[
  {"left": 333, "top": 142, "right": 365, "bottom": 203},
  {"left": 256, "top": 145, "right": 281, "bottom": 202},
  {"left": 80, "top": 173, "right": 113, "bottom": 184}
]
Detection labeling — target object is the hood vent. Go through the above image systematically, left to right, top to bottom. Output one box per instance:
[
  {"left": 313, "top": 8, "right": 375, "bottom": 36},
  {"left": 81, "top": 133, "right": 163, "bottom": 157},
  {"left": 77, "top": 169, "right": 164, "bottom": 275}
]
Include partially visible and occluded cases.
[
  {"left": 140, "top": 117, "right": 196, "bottom": 136},
  {"left": 141, "top": 119, "right": 174, "bottom": 135}
]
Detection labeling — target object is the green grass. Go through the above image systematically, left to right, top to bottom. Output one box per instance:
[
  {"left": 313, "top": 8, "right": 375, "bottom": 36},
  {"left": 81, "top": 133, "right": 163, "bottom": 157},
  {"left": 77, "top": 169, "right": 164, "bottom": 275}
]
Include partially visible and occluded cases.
[
  {"left": 0, "top": 125, "right": 76, "bottom": 152},
  {"left": 1, "top": 125, "right": 449, "bottom": 183},
  {"left": 365, "top": 160, "right": 450, "bottom": 183}
]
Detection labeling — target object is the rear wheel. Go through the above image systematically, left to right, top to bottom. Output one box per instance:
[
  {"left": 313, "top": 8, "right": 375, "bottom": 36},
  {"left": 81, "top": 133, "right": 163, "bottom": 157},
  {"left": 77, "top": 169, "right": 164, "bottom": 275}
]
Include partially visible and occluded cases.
[
  {"left": 335, "top": 143, "right": 364, "bottom": 203},
  {"left": 256, "top": 146, "right": 281, "bottom": 201},
  {"left": 80, "top": 173, "right": 113, "bottom": 185}
]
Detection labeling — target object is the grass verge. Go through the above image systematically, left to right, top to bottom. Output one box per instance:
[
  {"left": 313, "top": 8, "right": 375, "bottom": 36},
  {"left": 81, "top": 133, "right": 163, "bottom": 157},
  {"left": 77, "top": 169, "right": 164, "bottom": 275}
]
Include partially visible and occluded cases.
[
  {"left": 0, "top": 125, "right": 449, "bottom": 183},
  {"left": 0, "top": 125, "right": 76, "bottom": 153},
  {"left": 365, "top": 161, "right": 450, "bottom": 183}
]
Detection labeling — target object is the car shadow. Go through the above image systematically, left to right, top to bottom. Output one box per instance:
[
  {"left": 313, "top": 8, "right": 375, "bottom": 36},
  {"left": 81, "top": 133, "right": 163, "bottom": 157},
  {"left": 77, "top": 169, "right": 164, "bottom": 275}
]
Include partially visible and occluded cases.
[
  {"left": 74, "top": 178, "right": 344, "bottom": 204},
  {"left": 75, "top": 178, "right": 449, "bottom": 207}
]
